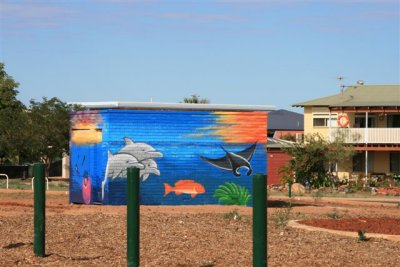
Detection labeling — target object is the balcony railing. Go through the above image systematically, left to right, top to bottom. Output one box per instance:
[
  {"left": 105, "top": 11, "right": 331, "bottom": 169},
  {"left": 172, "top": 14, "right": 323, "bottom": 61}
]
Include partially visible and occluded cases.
[{"left": 329, "top": 128, "right": 400, "bottom": 144}]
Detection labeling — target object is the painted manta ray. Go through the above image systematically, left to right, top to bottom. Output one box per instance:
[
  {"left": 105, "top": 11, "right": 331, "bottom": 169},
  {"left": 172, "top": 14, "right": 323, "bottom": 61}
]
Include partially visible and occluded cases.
[{"left": 200, "top": 142, "right": 257, "bottom": 177}]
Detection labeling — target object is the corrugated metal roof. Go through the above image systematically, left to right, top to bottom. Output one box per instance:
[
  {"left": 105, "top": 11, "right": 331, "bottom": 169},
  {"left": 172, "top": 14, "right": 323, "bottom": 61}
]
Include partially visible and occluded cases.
[
  {"left": 293, "top": 85, "right": 400, "bottom": 107},
  {"left": 68, "top": 101, "right": 275, "bottom": 111},
  {"left": 268, "top": 109, "right": 304, "bottom": 130},
  {"left": 266, "top": 137, "right": 294, "bottom": 148}
]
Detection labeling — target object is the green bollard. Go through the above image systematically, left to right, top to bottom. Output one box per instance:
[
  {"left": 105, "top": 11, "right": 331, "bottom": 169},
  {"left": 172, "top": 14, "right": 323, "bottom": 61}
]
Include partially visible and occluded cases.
[
  {"left": 34, "top": 163, "right": 46, "bottom": 257},
  {"left": 127, "top": 167, "right": 140, "bottom": 267},
  {"left": 253, "top": 173, "right": 267, "bottom": 267},
  {"left": 288, "top": 181, "right": 292, "bottom": 198}
]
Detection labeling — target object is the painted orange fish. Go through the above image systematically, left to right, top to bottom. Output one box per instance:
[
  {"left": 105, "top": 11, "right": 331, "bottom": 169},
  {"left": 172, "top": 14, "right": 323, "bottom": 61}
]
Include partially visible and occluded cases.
[{"left": 163, "top": 180, "right": 205, "bottom": 198}]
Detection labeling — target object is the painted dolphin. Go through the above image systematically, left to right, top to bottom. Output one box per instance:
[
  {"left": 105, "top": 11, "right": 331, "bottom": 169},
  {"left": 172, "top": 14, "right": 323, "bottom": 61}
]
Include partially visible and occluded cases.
[
  {"left": 101, "top": 137, "right": 163, "bottom": 200},
  {"left": 118, "top": 137, "right": 163, "bottom": 161},
  {"left": 200, "top": 142, "right": 257, "bottom": 177},
  {"left": 106, "top": 151, "right": 144, "bottom": 179},
  {"left": 139, "top": 158, "right": 161, "bottom": 181}
]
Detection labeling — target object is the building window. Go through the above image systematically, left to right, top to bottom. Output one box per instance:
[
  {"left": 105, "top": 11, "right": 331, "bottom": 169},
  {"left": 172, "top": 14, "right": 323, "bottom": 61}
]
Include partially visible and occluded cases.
[
  {"left": 313, "top": 114, "right": 337, "bottom": 127},
  {"left": 354, "top": 114, "right": 376, "bottom": 128},
  {"left": 388, "top": 115, "right": 400, "bottom": 128},
  {"left": 313, "top": 118, "right": 326, "bottom": 127},
  {"left": 352, "top": 151, "right": 374, "bottom": 172},
  {"left": 390, "top": 152, "right": 400, "bottom": 173}
]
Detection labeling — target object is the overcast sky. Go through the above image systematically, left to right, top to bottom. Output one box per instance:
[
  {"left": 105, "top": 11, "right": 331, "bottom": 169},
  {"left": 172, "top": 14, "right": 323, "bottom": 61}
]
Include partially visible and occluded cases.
[{"left": 1, "top": 0, "right": 399, "bottom": 112}]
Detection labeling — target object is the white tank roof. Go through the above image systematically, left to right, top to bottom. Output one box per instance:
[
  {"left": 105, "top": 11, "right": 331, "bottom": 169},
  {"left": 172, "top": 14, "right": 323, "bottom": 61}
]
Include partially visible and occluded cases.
[{"left": 69, "top": 101, "right": 275, "bottom": 112}]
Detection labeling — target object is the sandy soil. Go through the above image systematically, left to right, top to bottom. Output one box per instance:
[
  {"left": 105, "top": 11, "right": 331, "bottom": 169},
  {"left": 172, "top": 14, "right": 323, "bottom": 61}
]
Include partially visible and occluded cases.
[{"left": 0, "top": 190, "right": 399, "bottom": 266}]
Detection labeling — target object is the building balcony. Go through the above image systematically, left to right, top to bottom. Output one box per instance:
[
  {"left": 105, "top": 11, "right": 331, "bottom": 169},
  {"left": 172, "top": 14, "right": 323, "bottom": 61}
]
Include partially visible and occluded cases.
[{"left": 329, "top": 128, "right": 400, "bottom": 144}]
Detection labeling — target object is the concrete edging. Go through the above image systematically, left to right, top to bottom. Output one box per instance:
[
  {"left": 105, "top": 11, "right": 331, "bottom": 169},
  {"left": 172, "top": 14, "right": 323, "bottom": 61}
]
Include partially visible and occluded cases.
[{"left": 288, "top": 220, "right": 400, "bottom": 242}]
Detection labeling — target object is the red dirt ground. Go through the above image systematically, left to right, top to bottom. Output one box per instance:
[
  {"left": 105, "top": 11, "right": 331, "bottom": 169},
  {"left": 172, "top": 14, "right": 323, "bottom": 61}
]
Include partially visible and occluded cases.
[{"left": 1, "top": 190, "right": 400, "bottom": 266}]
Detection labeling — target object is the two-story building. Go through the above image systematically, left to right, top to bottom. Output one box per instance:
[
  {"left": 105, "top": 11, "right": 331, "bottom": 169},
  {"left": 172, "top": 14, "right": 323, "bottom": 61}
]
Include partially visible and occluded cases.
[{"left": 293, "top": 84, "right": 400, "bottom": 180}]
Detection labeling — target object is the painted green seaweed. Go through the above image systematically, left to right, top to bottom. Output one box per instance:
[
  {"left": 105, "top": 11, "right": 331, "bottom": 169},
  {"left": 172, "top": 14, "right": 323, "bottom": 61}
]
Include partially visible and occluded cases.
[{"left": 213, "top": 182, "right": 252, "bottom": 206}]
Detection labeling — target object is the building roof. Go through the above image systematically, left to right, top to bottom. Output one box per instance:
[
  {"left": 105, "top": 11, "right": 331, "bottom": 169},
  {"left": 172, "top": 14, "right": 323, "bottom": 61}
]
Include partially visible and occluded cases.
[
  {"left": 293, "top": 84, "right": 400, "bottom": 108},
  {"left": 69, "top": 101, "right": 275, "bottom": 112},
  {"left": 268, "top": 109, "right": 304, "bottom": 131},
  {"left": 266, "top": 137, "right": 294, "bottom": 148}
]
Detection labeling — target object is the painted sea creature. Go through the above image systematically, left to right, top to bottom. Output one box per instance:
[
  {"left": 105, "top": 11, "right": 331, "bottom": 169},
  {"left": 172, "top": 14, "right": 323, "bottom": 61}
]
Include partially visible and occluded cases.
[
  {"left": 101, "top": 137, "right": 163, "bottom": 200},
  {"left": 119, "top": 137, "right": 163, "bottom": 161},
  {"left": 200, "top": 142, "right": 257, "bottom": 176},
  {"left": 105, "top": 151, "right": 144, "bottom": 179},
  {"left": 139, "top": 158, "right": 160, "bottom": 181},
  {"left": 82, "top": 172, "right": 91, "bottom": 204},
  {"left": 163, "top": 180, "right": 205, "bottom": 198},
  {"left": 213, "top": 182, "right": 251, "bottom": 206}
]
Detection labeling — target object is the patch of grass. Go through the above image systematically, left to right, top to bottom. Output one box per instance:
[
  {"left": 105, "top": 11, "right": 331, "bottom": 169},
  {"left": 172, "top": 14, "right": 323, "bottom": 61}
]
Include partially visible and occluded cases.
[
  {"left": 0, "top": 178, "right": 69, "bottom": 191},
  {"left": 50, "top": 181, "right": 69, "bottom": 190},
  {"left": 311, "top": 189, "right": 323, "bottom": 203},
  {"left": 272, "top": 204, "right": 292, "bottom": 228},
  {"left": 224, "top": 209, "right": 241, "bottom": 220},
  {"left": 326, "top": 210, "right": 343, "bottom": 219},
  {"left": 294, "top": 212, "right": 307, "bottom": 220}
]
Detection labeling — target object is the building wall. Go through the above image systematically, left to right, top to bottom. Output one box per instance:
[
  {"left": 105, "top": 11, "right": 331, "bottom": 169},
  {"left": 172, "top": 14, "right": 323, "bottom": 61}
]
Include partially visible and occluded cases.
[
  {"left": 301, "top": 95, "right": 400, "bottom": 179},
  {"left": 304, "top": 107, "right": 332, "bottom": 137},
  {"left": 70, "top": 109, "right": 267, "bottom": 205},
  {"left": 267, "top": 149, "right": 291, "bottom": 185},
  {"left": 373, "top": 152, "right": 389, "bottom": 173}
]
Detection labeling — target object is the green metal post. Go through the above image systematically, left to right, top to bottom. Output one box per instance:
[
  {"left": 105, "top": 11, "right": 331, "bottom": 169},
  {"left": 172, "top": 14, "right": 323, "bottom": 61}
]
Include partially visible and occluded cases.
[
  {"left": 34, "top": 163, "right": 46, "bottom": 257},
  {"left": 127, "top": 167, "right": 140, "bottom": 267},
  {"left": 253, "top": 174, "right": 267, "bottom": 267},
  {"left": 288, "top": 181, "right": 292, "bottom": 198}
]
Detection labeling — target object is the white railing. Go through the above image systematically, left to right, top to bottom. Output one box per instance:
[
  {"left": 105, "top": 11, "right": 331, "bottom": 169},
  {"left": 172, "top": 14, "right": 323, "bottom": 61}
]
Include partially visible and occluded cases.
[
  {"left": 330, "top": 128, "right": 400, "bottom": 144},
  {"left": 0, "top": 174, "right": 9, "bottom": 189},
  {"left": 31, "top": 176, "right": 49, "bottom": 190}
]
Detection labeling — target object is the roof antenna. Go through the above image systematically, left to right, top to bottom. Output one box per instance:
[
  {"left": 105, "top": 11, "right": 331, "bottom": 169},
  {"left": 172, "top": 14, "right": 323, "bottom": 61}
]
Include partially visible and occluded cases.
[{"left": 336, "top": 75, "right": 346, "bottom": 94}]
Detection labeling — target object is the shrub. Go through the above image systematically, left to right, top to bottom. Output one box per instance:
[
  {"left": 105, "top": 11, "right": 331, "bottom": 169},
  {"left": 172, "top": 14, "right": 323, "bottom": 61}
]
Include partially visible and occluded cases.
[
  {"left": 272, "top": 204, "right": 292, "bottom": 227},
  {"left": 223, "top": 209, "right": 241, "bottom": 220},
  {"left": 327, "top": 210, "right": 343, "bottom": 219},
  {"left": 358, "top": 230, "right": 368, "bottom": 241}
]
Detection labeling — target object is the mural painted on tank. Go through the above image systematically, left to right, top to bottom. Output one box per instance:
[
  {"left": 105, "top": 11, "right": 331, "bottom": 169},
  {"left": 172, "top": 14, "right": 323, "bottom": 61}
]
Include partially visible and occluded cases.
[
  {"left": 69, "top": 109, "right": 267, "bottom": 205},
  {"left": 70, "top": 111, "right": 103, "bottom": 145},
  {"left": 70, "top": 111, "right": 103, "bottom": 204},
  {"left": 186, "top": 111, "right": 267, "bottom": 144},
  {"left": 101, "top": 137, "right": 163, "bottom": 200},
  {"left": 200, "top": 142, "right": 257, "bottom": 177},
  {"left": 70, "top": 152, "right": 93, "bottom": 204},
  {"left": 82, "top": 171, "right": 91, "bottom": 204},
  {"left": 163, "top": 180, "right": 205, "bottom": 198},
  {"left": 213, "top": 182, "right": 251, "bottom": 206}
]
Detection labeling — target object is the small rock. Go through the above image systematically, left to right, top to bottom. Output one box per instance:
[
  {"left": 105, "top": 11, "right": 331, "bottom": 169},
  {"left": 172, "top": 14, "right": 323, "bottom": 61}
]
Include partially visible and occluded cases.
[{"left": 291, "top": 183, "right": 306, "bottom": 194}]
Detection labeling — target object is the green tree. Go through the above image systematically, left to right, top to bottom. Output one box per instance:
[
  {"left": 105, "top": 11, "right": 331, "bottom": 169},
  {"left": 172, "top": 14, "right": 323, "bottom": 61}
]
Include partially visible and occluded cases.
[
  {"left": 0, "top": 63, "right": 26, "bottom": 163},
  {"left": 183, "top": 94, "right": 209, "bottom": 104},
  {"left": 25, "top": 97, "right": 78, "bottom": 175},
  {"left": 328, "top": 130, "right": 357, "bottom": 178},
  {"left": 281, "top": 133, "right": 354, "bottom": 189}
]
